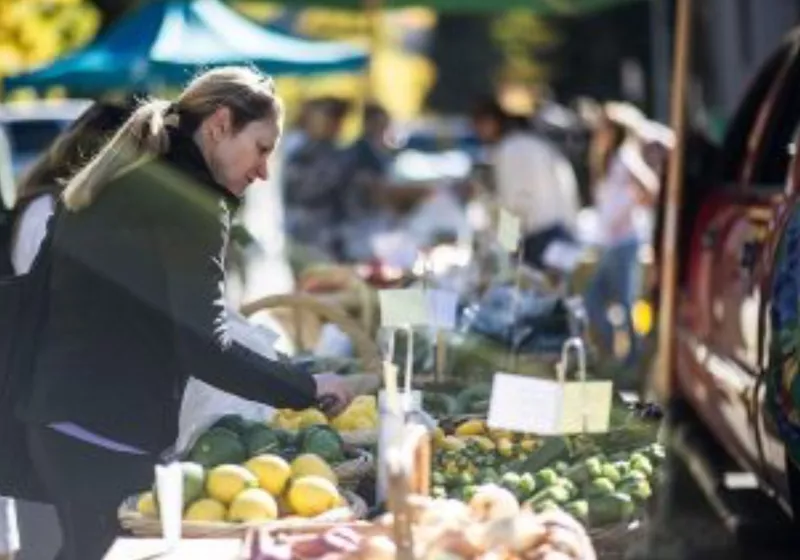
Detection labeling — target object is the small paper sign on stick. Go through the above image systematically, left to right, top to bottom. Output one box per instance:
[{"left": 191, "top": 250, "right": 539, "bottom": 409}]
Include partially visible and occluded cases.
[
  {"left": 497, "top": 208, "right": 522, "bottom": 252},
  {"left": 379, "top": 289, "right": 427, "bottom": 328},
  {"left": 425, "top": 289, "right": 459, "bottom": 331},
  {"left": 487, "top": 373, "right": 612, "bottom": 435},
  {"left": 155, "top": 463, "right": 183, "bottom": 550}
]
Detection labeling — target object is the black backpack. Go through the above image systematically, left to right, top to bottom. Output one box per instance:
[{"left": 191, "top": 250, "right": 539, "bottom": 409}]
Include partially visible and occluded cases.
[{"left": 0, "top": 202, "right": 57, "bottom": 503}]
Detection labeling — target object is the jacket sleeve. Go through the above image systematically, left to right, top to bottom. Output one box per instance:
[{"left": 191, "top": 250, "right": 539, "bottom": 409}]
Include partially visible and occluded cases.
[{"left": 152, "top": 195, "right": 317, "bottom": 410}]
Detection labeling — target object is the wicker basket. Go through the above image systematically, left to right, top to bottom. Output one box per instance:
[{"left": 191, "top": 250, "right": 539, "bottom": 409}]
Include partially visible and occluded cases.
[
  {"left": 240, "top": 294, "right": 382, "bottom": 374},
  {"left": 339, "top": 429, "right": 378, "bottom": 447},
  {"left": 333, "top": 447, "right": 375, "bottom": 489},
  {"left": 118, "top": 490, "right": 368, "bottom": 539},
  {"left": 589, "top": 518, "right": 644, "bottom": 559}
]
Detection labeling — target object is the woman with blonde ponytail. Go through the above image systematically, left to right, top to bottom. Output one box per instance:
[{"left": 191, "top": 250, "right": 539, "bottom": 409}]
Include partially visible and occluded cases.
[{"left": 18, "top": 67, "right": 353, "bottom": 560}]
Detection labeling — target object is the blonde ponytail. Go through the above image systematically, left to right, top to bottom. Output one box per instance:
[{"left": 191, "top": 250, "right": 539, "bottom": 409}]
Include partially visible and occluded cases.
[
  {"left": 62, "top": 66, "right": 282, "bottom": 211},
  {"left": 62, "top": 99, "right": 175, "bottom": 211}
]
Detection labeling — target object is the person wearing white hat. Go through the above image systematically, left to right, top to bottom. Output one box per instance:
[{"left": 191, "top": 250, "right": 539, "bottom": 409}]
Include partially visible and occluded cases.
[{"left": 584, "top": 103, "right": 661, "bottom": 365}]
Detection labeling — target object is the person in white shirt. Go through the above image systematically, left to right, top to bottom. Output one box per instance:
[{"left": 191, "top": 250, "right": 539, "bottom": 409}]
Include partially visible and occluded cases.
[
  {"left": 471, "top": 99, "right": 581, "bottom": 268},
  {"left": 1, "top": 100, "right": 134, "bottom": 560},
  {"left": 584, "top": 106, "right": 659, "bottom": 365}
]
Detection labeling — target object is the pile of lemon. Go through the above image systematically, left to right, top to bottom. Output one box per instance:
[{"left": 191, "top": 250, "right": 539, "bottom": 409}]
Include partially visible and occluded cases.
[
  {"left": 271, "top": 395, "right": 378, "bottom": 434},
  {"left": 136, "top": 453, "right": 346, "bottom": 524}
]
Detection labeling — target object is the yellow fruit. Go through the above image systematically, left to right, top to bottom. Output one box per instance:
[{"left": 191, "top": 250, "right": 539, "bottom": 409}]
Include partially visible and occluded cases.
[
  {"left": 352, "top": 395, "right": 377, "bottom": 409},
  {"left": 298, "top": 408, "right": 329, "bottom": 428},
  {"left": 348, "top": 417, "right": 376, "bottom": 431},
  {"left": 455, "top": 419, "right": 485, "bottom": 437},
  {"left": 433, "top": 427, "right": 446, "bottom": 444},
  {"left": 489, "top": 428, "right": 512, "bottom": 441},
  {"left": 441, "top": 435, "right": 466, "bottom": 452},
  {"left": 465, "top": 435, "right": 496, "bottom": 451},
  {"left": 497, "top": 438, "right": 514, "bottom": 458},
  {"left": 519, "top": 438, "right": 538, "bottom": 452},
  {"left": 290, "top": 454, "right": 338, "bottom": 485},
  {"left": 245, "top": 455, "right": 292, "bottom": 497},
  {"left": 206, "top": 465, "right": 258, "bottom": 504},
  {"left": 287, "top": 476, "right": 341, "bottom": 517},
  {"left": 227, "top": 488, "right": 279, "bottom": 523},
  {"left": 137, "top": 492, "right": 158, "bottom": 518},
  {"left": 184, "top": 498, "right": 226, "bottom": 522}
]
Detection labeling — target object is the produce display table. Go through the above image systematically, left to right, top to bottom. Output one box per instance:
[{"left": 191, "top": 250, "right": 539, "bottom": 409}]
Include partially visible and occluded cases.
[{"left": 103, "top": 538, "right": 241, "bottom": 559}]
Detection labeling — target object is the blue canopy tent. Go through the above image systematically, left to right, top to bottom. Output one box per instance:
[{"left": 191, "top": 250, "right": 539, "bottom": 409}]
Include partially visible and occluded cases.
[{"left": 3, "top": 0, "right": 369, "bottom": 94}]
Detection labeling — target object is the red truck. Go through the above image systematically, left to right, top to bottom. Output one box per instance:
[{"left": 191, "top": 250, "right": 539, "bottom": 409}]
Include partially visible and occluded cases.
[{"left": 669, "top": 27, "right": 800, "bottom": 535}]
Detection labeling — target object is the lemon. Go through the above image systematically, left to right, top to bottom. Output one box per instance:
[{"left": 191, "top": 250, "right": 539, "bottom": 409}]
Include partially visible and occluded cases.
[
  {"left": 297, "top": 408, "right": 328, "bottom": 428},
  {"left": 244, "top": 454, "right": 292, "bottom": 497},
  {"left": 290, "top": 454, "right": 338, "bottom": 485},
  {"left": 206, "top": 464, "right": 258, "bottom": 504},
  {"left": 287, "top": 476, "right": 341, "bottom": 518},
  {"left": 227, "top": 488, "right": 279, "bottom": 523},
  {"left": 137, "top": 491, "right": 158, "bottom": 518},
  {"left": 184, "top": 498, "right": 227, "bottom": 522}
]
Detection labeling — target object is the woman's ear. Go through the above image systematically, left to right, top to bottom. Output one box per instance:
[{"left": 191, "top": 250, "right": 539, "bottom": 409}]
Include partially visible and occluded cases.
[{"left": 207, "top": 106, "right": 232, "bottom": 142}]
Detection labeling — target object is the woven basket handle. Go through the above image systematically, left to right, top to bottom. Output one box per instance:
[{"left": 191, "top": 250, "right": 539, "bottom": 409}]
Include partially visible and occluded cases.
[{"left": 240, "top": 293, "right": 382, "bottom": 373}]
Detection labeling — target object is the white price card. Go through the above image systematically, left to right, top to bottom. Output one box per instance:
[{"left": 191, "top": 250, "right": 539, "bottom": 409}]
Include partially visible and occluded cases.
[
  {"left": 497, "top": 208, "right": 522, "bottom": 252},
  {"left": 379, "top": 289, "right": 427, "bottom": 327},
  {"left": 426, "top": 289, "right": 459, "bottom": 330},
  {"left": 487, "top": 373, "right": 613, "bottom": 435},
  {"left": 155, "top": 463, "right": 183, "bottom": 549}
]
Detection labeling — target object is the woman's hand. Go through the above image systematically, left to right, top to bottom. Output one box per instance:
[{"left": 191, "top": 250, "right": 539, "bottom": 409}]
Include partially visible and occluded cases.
[{"left": 313, "top": 373, "right": 354, "bottom": 417}]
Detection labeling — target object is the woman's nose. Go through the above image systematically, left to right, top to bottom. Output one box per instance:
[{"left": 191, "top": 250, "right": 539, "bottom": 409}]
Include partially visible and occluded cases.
[{"left": 255, "top": 159, "right": 269, "bottom": 181}]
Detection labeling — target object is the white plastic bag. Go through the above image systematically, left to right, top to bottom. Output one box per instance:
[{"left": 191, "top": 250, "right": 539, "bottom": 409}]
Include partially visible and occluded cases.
[{"left": 175, "top": 311, "right": 285, "bottom": 454}]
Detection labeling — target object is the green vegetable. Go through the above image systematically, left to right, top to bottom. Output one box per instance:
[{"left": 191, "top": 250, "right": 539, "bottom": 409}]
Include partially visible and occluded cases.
[
  {"left": 454, "top": 383, "right": 493, "bottom": 414},
  {"left": 423, "top": 393, "right": 458, "bottom": 416},
  {"left": 211, "top": 415, "right": 250, "bottom": 437},
  {"left": 243, "top": 425, "right": 280, "bottom": 457},
  {"left": 299, "top": 425, "right": 344, "bottom": 463},
  {"left": 188, "top": 428, "right": 247, "bottom": 468},
  {"left": 517, "top": 438, "right": 569, "bottom": 473},
  {"left": 629, "top": 453, "right": 654, "bottom": 477},
  {"left": 565, "top": 456, "right": 603, "bottom": 486},
  {"left": 554, "top": 461, "right": 570, "bottom": 476},
  {"left": 601, "top": 463, "right": 622, "bottom": 484},
  {"left": 535, "top": 468, "right": 560, "bottom": 488},
  {"left": 501, "top": 472, "right": 521, "bottom": 490},
  {"left": 518, "top": 473, "right": 537, "bottom": 496},
  {"left": 558, "top": 478, "right": 578, "bottom": 499},
  {"left": 586, "top": 478, "right": 616, "bottom": 498},
  {"left": 618, "top": 478, "right": 652, "bottom": 503},
  {"left": 528, "top": 484, "right": 571, "bottom": 507},
  {"left": 432, "top": 486, "right": 447, "bottom": 499},
  {"left": 589, "top": 493, "right": 635, "bottom": 526},
  {"left": 532, "top": 499, "right": 561, "bottom": 513},
  {"left": 563, "top": 500, "right": 589, "bottom": 524}
]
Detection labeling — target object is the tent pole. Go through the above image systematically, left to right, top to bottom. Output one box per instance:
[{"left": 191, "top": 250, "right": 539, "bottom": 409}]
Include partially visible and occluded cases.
[{"left": 654, "top": 0, "right": 693, "bottom": 402}]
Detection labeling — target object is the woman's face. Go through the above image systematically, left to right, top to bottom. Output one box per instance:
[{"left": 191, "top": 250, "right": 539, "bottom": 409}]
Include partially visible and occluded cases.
[{"left": 204, "top": 108, "right": 281, "bottom": 197}]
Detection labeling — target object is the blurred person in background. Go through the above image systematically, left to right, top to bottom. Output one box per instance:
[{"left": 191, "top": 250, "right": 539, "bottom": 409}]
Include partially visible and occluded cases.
[
  {"left": 282, "top": 97, "right": 351, "bottom": 260},
  {"left": 471, "top": 98, "right": 581, "bottom": 269},
  {"left": 584, "top": 103, "right": 660, "bottom": 366}
]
